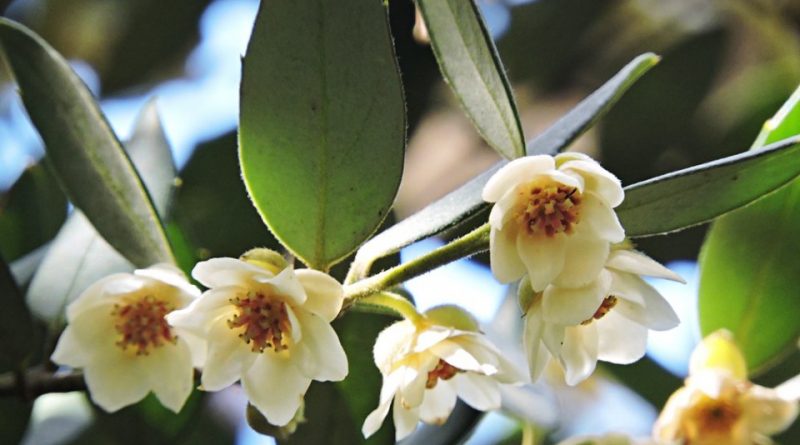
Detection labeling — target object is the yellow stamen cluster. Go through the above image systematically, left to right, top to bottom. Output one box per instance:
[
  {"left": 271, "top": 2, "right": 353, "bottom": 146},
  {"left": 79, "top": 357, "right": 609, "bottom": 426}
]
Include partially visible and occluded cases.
[
  {"left": 519, "top": 183, "right": 581, "bottom": 237},
  {"left": 228, "top": 292, "right": 292, "bottom": 353},
  {"left": 112, "top": 296, "right": 175, "bottom": 355},
  {"left": 581, "top": 296, "right": 618, "bottom": 325},
  {"left": 425, "top": 359, "right": 462, "bottom": 389}
]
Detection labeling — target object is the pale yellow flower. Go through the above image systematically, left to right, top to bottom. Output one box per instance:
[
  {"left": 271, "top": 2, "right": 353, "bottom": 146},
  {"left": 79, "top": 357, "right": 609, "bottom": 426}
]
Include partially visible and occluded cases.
[
  {"left": 483, "top": 153, "right": 625, "bottom": 290},
  {"left": 166, "top": 252, "right": 347, "bottom": 426},
  {"left": 51, "top": 264, "right": 202, "bottom": 413},
  {"left": 362, "top": 305, "right": 524, "bottom": 441},
  {"left": 653, "top": 331, "right": 799, "bottom": 445},
  {"left": 557, "top": 432, "right": 661, "bottom": 445}
]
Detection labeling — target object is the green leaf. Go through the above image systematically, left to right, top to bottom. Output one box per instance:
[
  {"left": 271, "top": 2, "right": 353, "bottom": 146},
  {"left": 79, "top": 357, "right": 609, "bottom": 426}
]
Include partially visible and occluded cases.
[
  {"left": 239, "top": 0, "right": 405, "bottom": 270},
  {"left": 417, "top": 0, "right": 524, "bottom": 159},
  {"left": 0, "top": 18, "right": 173, "bottom": 267},
  {"left": 348, "top": 54, "right": 659, "bottom": 279},
  {"left": 698, "top": 86, "right": 800, "bottom": 373},
  {"left": 27, "top": 102, "right": 177, "bottom": 324},
  {"left": 618, "top": 136, "right": 800, "bottom": 237},
  {"left": 0, "top": 164, "right": 66, "bottom": 262},
  {"left": 0, "top": 254, "right": 35, "bottom": 370}
]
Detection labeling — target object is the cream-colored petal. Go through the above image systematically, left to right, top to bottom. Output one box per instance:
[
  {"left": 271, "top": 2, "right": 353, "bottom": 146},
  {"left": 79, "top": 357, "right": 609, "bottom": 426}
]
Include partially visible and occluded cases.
[
  {"left": 482, "top": 156, "right": 555, "bottom": 202},
  {"left": 558, "top": 158, "right": 624, "bottom": 207},
  {"left": 541, "top": 169, "right": 584, "bottom": 191},
  {"left": 582, "top": 192, "right": 625, "bottom": 243},
  {"left": 490, "top": 227, "right": 526, "bottom": 284},
  {"left": 553, "top": 234, "right": 609, "bottom": 288},
  {"left": 517, "top": 235, "right": 566, "bottom": 291},
  {"left": 606, "top": 250, "right": 685, "bottom": 282},
  {"left": 192, "top": 257, "right": 270, "bottom": 288},
  {"left": 135, "top": 264, "right": 200, "bottom": 300},
  {"left": 261, "top": 266, "right": 307, "bottom": 307},
  {"left": 295, "top": 269, "right": 343, "bottom": 322},
  {"left": 542, "top": 271, "right": 611, "bottom": 325},
  {"left": 65, "top": 273, "right": 134, "bottom": 320},
  {"left": 612, "top": 273, "right": 679, "bottom": 331},
  {"left": 165, "top": 289, "right": 235, "bottom": 337},
  {"left": 60, "top": 303, "right": 120, "bottom": 361},
  {"left": 285, "top": 304, "right": 303, "bottom": 345},
  {"left": 523, "top": 308, "right": 550, "bottom": 382},
  {"left": 292, "top": 309, "right": 347, "bottom": 381},
  {"left": 596, "top": 311, "right": 648, "bottom": 364},
  {"left": 200, "top": 320, "right": 256, "bottom": 391},
  {"left": 373, "top": 320, "right": 416, "bottom": 374},
  {"left": 542, "top": 323, "right": 566, "bottom": 358},
  {"left": 560, "top": 324, "right": 598, "bottom": 386},
  {"left": 51, "top": 326, "right": 91, "bottom": 368},
  {"left": 413, "top": 326, "right": 456, "bottom": 353},
  {"left": 178, "top": 329, "right": 207, "bottom": 368},
  {"left": 453, "top": 335, "right": 526, "bottom": 383},
  {"left": 143, "top": 340, "right": 195, "bottom": 413},
  {"left": 428, "top": 340, "right": 491, "bottom": 375},
  {"left": 83, "top": 354, "right": 149, "bottom": 412},
  {"left": 242, "top": 355, "right": 312, "bottom": 426},
  {"left": 397, "top": 359, "right": 432, "bottom": 410},
  {"left": 454, "top": 373, "right": 501, "bottom": 411},
  {"left": 419, "top": 380, "right": 458, "bottom": 424},
  {"left": 743, "top": 385, "right": 799, "bottom": 435},
  {"left": 362, "top": 397, "right": 393, "bottom": 439},
  {"left": 393, "top": 397, "right": 421, "bottom": 441}
]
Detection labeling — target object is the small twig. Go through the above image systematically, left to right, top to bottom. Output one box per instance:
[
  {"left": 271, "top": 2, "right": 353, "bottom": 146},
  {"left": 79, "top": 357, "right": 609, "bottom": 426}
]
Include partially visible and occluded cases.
[{"left": 0, "top": 368, "right": 85, "bottom": 400}]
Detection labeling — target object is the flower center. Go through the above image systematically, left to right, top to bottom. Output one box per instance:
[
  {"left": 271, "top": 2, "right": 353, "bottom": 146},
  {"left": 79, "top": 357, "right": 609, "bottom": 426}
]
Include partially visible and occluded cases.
[
  {"left": 519, "top": 183, "right": 581, "bottom": 237},
  {"left": 228, "top": 292, "right": 292, "bottom": 353},
  {"left": 112, "top": 296, "right": 175, "bottom": 355},
  {"left": 581, "top": 296, "right": 618, "bottom": 325},
  {"left": 426, "top": 359, "right": 463, "bottom": 389},
  {"left": 686, "top": 394, "right": 742, "bottom": 437}
]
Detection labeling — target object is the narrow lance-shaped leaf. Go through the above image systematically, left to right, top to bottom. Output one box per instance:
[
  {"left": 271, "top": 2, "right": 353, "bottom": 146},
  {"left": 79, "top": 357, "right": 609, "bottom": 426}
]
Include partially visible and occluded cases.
[
  {"left": 240, "top": 0, "right": 405, "bottom": 271},
  {"left": 417, "top": 0, "right": 524, "bottom": 159},
  {"left": 0, "top": 18, "right": 173, "bottom": 267},
  {"left": 348, "top": 54, "right": 659, "bottom": 280},
  {"left": 698, "top": 86, "right": 800, "bottom": 373},
  {"left": 27, "top": 101, "right": 177, "bottom": 324},
  {"left": 618, "top": 136, "right": 800, "bottom": 237}
]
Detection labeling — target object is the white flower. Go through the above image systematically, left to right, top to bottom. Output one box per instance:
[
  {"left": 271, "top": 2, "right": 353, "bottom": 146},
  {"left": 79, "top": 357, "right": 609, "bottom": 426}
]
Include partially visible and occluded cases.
[
  {"left": 482, "top": 153, "right": 625, "bottom": 290},
  {"left": 523, "top": 249, "right": 682, "bottom": 385},
  {"left": 166, "top": 251, "right": 348, "bottom": 426},
  {"left": 51, "top": 264, "right": 202, "bottom": 413},
  {"left": 362, "top": 305, "right": 524, "bottom": 441},
  {"left": 653, "top": 330, "right": 799, "bottom": 445},
  {"left": 557, "top": 432, "right": 660, "bottom": 445}
]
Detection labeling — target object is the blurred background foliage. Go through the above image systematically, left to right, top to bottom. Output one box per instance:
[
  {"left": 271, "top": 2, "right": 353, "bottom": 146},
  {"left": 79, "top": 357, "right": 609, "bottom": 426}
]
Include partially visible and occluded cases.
[{"left": 1, "top": 0, "right": 799, "bottom": 444}]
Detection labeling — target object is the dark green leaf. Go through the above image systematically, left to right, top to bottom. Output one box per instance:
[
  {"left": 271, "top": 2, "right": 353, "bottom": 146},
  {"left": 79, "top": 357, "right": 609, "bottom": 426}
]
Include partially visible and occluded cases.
[
  {"left": 239, "top": 0, "right": 405, "bottom": 270},
  {"left": 417, "top": 0, "right": 524, "bottom": 159},
  {"left": 0, "top": 18, "right": 173, "bottom": 267},
  {"left": 349, "top": 54, "right": 659, "bottom": 278},
  {"left": 699, "top": 86, "right": 800, "bottom": 373},
  {"left": 27, "top": 102, "right": 177, "bottom": 324},
  {"left": 618, "top": 136, "right": 800, "bottom": 237},
  {"left": 0, "top": 164, "right": 66, "bottom": 262},
  {"left": 0, "top": 254, "right": 35, "bottom": 370}
]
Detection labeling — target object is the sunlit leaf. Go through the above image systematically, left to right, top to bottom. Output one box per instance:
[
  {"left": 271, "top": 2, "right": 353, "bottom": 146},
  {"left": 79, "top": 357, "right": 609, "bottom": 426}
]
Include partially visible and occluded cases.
[
  {"left": 240, "top": 0, "right": 405, "bottom": 270},
  {"left": 417, "top": 0, "right": 524, "bottom": 159},
  {"left": 0, "top": 18, "right": 172, "bottom": 267},
  {"left": 349, "top": 54, "right": 659, "bottom": 279},
  {"left": 699, "top": 86, "right": 800, "bottom": 373},
  {"left": 26, "top": 102, "right": 177, "bottom": 324},
  {"left": 618, "top": 136, "right": 800, "bottom": 237}
]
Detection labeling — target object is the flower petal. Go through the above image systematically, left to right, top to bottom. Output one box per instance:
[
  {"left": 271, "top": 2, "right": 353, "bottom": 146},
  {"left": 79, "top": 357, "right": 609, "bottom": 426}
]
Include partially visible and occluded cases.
[
  {"left": 482, "top": 156, "right": 555, "bottom": 202},
  {"left": 558, "top": 157, "right": 624, "bottom": 207},
  {"left": 488, "top": 192, "right": 518, "bottom": 231},
  {"left": 582, "top": 192, "right": 625, "bottom": 243},
  {"left": 490, "top": 227, "right": 526, "bottom": 283},
  {"left": 553, "top": 234, "right": 609, "bottom": 288},
  {"left": 517, "top": 235, "right": 566, "bottom": 291},
  {"left": 606, "top": 250, "right": 685, "bottom": 282},
  {"left": 192, "top": 257, "right": 270, "bottom": 288},
  {"left": 135, "top": 264, "right": 200, "bottom": 300},
  {"left": 261, "top": 266, "right": 306, "bottom": 307},
  {"left": 295, "top": 269, "right": 343, "bottom": 322},
  {"left": 543, "top": 270, "right": 611, "bottom": 325},
  {"left": 65, "top": 273, "right": 135, "bottom": 320},
  {"left": 612, "top": 273, "right": 679, "bottom": 331},
  {"left": 166, "top": 288, "right": 236, "bottom": 336},
  {"left": 56, "top": 304, "right": 119, "bottom": 364},
  {"left": 523, "top": 308, "right": 550, "bottom": 382},
  {"left": 292, "top": 309, "right": 348, "bottom": 381},
  {"left": 596, "top": 311, "right": 648, "bottom": 364},
  {"left": 200, "top": 320, "right": 256, "bottom": 391},
  {"left": 373, "top": 320, "right": 416, "bottom": 374},
  {"left": 542, "top": 323, "right": 566, "bottom": 359},
  {"left": 560, "top": 324, "right": 598, "bottom": 386},
  {"left": 51, "top": 326, "right": 91, "bottom": 368},
  {"left": 428, "top": 339, "right": 490, "bottom": 375},
  {"left": 144, "top": 341, "right": 195, "bottom": 413},
  {"left": 83, "top": 354, "right": 149, "bottom": 412},
  {"left": 242, "top": 355, "right": 312, "bottom": 426},
  {"left": 397, "top": 359, "right": 433, "bottom": 410},
  {"left": 454, "top": 373, "right": 501, "bottom": 411},
  {"left": 419, "top": 380, "right": 458, "bottom": 425},
  {"left": 743, "top": 384, "right": 799, "bottom": 435},
  {"left": 362, "top": 397, "right": 392, "bottom": 439},
  {"left": 392, "top": 397, "right": 421, "bottom": 441}
]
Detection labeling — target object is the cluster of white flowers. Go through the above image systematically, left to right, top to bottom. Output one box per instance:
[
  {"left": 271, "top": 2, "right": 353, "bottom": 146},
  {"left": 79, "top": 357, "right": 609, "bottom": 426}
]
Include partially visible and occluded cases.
[{"left": 482, "top": 153, "right": 683, "bottom": 385}]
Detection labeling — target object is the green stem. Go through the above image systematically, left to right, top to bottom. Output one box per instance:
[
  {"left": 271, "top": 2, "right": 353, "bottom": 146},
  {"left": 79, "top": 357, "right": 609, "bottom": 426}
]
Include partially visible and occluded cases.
[
  {"left": 342, "top": 223, "right": 490, "bottom": 304},
  {"left": 359, "top": 292, "right": 422, "bottom": 323}
]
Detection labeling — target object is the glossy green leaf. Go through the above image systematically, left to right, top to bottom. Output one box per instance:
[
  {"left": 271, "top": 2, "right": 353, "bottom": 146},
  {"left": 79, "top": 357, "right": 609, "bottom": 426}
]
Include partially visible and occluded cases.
[
  {"left": 239, "top": 0, "right": 405, "bottom": 270},
  {"left": 417, "top": 0, "right": 524, "bottom": 159},
  {"left": 0, "top": 18, "right": 173, "bottom": 267},
  {"left": 349, "top": 54, "right": 659, "bottom": 279},
  {"left": 699, "top": 86, "right": 800, "bottom": 373},
  {"left": 27, "top": 102, "right": 177, "bottom": 324},
  {"left": 618, "top": 136, "right": 800, "bottom": 237},
  {"left": 0, "top": 164, "right": 66, "bottom": 262},
  {"left": 0, "top": 255, "right": 35, "bottom": 370}
]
